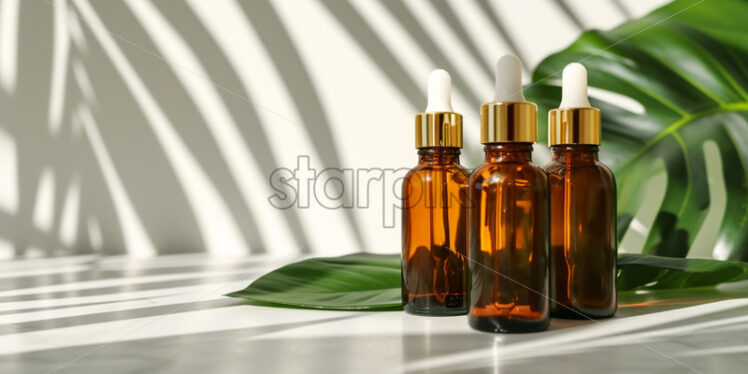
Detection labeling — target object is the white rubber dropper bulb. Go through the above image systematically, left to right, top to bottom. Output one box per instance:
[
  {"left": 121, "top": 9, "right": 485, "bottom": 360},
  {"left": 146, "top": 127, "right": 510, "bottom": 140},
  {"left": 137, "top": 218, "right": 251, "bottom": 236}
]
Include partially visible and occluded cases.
[
  {"left": 493, "top": 54, "right": 525, "bottom": 102},
  {"left": 559, "top": 63, "right": 592, "bottom": 108},
  {"left": 425, "top": 69, "right": 454, "bottom": 112}
]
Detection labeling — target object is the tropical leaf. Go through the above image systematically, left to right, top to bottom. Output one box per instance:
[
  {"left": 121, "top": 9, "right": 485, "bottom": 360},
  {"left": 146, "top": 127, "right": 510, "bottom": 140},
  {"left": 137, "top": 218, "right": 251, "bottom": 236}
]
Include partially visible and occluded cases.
[
  {"left": 526, "top": 0, "right": 748, "bottom": 260},
  {"left": 227, "top": 253, "right": 402, "bottom": 310},
  {"left": 228, "top": 253, "right": 748, "bottom": 311},
  {"left": 617, "top": 253, "right": 748, "bottom": 291}
]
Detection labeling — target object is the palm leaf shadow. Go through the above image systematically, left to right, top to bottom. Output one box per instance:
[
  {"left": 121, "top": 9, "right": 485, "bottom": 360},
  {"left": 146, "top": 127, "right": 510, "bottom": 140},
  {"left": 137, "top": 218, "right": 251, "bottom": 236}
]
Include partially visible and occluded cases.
[
  {"left": 0, "top": 0, "right": 127, "bottom": 256},
  {"left": 68, "top": 0, "right": 209, "bottom": 255},
  {"left": 86, "top": 0, "right": 278, "bottom": 254},
  {"left": 153, "top": 0, "right": 315, "bottom": 254},
  {"left": 238, "top": 0, "right": 369, "bottom": 252},
  {"left": 318, "top": 0, "right": 424, "bottom": 110},
  {"left": 377, "top": 0, "right": 482, "bottom": 109},
  {"left": 432, "top": 0, "right": 492, "bottom": 78},
  {"left": 475, "top": 0, "right": 530, "bottom": 70}
]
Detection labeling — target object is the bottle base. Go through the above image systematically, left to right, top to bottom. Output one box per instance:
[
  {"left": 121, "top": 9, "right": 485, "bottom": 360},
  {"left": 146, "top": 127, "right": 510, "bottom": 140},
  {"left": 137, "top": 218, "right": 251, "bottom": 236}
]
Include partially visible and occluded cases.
[
  {"left": 403, "top": 294, "right": 468, "bottom": 316},
  {"left": 404, "top": 307, "right": 468, "bottom": 317},
  {"left": 551, "top": 307, "right": 615, "bottom": 319},
  {"left": 468, "top": 316, "right": 549, "bottom": 333}
]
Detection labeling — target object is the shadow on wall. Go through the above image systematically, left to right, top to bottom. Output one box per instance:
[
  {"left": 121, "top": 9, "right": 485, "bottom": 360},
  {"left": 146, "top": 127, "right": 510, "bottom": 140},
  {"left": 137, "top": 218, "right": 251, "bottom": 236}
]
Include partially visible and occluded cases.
[
  {"left": 0, "top": 0, "right": 636, "bottom": 258},
  {"left": 1, "top": 0, "right": 362, "bottom": 258}
]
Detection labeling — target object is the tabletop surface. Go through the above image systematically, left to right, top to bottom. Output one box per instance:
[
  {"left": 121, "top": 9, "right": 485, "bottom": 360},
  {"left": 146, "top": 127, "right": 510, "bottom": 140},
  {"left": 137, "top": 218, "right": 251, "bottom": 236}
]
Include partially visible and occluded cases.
[{"left": 1, "top": 254, "right": 747, "bottom": 374}]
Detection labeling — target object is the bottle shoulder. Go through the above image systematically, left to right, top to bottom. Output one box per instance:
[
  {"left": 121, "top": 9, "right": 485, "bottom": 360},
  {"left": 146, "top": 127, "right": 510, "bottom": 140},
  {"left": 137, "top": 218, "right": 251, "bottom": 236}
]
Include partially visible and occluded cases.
[
  {"left": 544, "top": 159, "right": 613, "bottom": 173},
  {"left": 472, "top": 160, "right": 546, "bottom": 176},
  {"left": 542, "top": 160, "right": 564, "bottom": 175},
  {"left": 544, "top": 160, "right": 616, "bottom": 186},
  {"left": 470, "top": 161, "right": 547, "bottom": 186},
  {"left": 595, "top": 161, "right": 615, "bottom": 178},
  {"left": 596, "top": 161, "right": 617, "bottom": 187},
  {"left": 408, "top": 162, "right": 470, "bottom": 175},
  {"left": 405, "top": 163, "right": 470, "bottom": 183}
]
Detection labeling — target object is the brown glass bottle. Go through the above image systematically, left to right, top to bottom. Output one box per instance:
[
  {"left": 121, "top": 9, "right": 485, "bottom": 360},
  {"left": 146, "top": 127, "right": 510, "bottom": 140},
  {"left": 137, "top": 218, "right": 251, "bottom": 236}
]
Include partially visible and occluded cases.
[
  {"left": 402, "top": 69, "right": 468, "bottom": 316},
  {"left": 468, "top": 143, "right": 550, "bottom": 332},
  {"left": 545, "top": 145, "right": 616, "bottom": 318},
  {"left": 402, "top": 147, "right": 470, "bottom": 315}
]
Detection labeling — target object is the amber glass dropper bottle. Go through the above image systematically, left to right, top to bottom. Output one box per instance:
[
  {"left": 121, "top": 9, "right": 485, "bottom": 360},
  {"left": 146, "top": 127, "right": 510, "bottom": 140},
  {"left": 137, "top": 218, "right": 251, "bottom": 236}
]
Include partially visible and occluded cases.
[
  {"left": 468, "top": 55, "right": 550, "bottom": 333},
  {"left": 545, "top": 63, "right": 617, "bottom": 319},
  {"left": 402, "top": 69, "right": 470, "bottom": 316}
]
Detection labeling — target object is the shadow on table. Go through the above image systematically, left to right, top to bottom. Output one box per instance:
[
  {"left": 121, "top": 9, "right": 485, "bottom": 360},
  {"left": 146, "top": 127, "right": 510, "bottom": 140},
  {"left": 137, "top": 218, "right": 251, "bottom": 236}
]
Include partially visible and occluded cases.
[{"left": 4, "top": 295, "right": 748, "bottom": 373}]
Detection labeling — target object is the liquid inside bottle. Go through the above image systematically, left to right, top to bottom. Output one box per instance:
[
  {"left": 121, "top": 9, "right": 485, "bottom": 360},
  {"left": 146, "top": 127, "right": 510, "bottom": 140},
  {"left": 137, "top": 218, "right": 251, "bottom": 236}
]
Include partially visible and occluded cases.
[
  {"left": 468, "top": 143, "right": 550, "bottom": 332},
  {"left": 545, "top": 145, "right": 617, "bottom": 318},
  {"left": 402, "top": 147, "right": 470, "bottom": 315}
]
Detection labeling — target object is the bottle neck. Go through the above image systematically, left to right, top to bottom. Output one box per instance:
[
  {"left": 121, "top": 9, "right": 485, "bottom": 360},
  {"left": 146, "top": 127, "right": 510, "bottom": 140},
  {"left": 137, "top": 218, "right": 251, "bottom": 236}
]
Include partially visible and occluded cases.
[
  {"left": 483, "top": 143, "right": 533, "bottom": 163},
  {"left": 551, "top": 145, "right": 599, "bottom": 165},
  {"left": 417, "top": 147, "right": 461, "bottom": 165}
]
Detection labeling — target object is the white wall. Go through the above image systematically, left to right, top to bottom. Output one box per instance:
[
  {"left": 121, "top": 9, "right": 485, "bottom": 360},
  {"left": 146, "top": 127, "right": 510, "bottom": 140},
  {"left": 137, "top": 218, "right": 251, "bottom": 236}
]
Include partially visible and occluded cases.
[{"left": 0, "top": 0, "right": 667, "bottom": 259}]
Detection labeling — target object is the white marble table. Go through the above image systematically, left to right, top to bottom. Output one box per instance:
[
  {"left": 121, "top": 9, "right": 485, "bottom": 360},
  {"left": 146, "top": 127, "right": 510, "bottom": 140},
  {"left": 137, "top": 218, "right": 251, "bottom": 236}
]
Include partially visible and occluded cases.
[{"left": 1, "top": 254, "right": 747, "bottom": 373}]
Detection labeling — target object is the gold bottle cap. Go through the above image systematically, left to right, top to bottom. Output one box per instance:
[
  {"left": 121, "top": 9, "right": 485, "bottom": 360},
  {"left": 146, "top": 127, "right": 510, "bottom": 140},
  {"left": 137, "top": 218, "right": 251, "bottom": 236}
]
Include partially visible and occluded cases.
[
  {"left": 480, "top": 54, "right": 537, "bottom": 144},
  {"left": 548, "top": 63, "right": 601, "bottom": 146},
  {"left": 415, "top": 69, "right": 462, "bottom": 148},
  {"left": 480, "top": 101, "right": 537, "bottom": 143},
  {"left": 548, "top": 107, "right": 600, "bottom": 145},
  {"left": 415, "top": 112, "right": 462, "bottom": 148}
]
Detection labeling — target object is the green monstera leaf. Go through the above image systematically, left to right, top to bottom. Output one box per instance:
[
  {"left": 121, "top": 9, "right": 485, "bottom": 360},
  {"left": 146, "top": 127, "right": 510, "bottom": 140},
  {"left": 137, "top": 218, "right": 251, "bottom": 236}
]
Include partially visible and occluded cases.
[
  {"left": 526, "top": 0, "right": 748, "bottom": 260},
  {"left": 227, "top": 253, "right": 403, "bottom": 310},
  {"left": 228, "top": 253, "right": 748, "bottom": 310}
]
